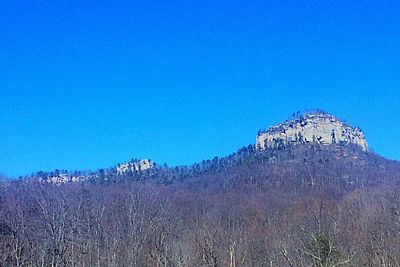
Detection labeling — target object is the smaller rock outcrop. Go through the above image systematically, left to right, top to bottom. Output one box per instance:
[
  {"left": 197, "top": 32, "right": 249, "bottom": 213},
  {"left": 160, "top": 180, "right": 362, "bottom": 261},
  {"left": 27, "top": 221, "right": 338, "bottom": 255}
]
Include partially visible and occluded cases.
[{"left": 116, "top": 159, "right": 155, "bottom": 175}]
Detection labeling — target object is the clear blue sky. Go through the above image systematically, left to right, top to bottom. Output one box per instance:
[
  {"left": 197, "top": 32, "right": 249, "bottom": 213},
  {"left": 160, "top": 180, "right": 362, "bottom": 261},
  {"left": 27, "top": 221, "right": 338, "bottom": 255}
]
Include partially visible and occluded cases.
[{"left": 1, "top": 0, "right": 399, "bottom": 177}]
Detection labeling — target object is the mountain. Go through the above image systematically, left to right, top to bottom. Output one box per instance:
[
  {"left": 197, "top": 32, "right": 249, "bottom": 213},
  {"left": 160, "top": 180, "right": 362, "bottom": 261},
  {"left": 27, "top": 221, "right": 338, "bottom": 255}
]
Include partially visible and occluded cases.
[
  {"left": 2, "top": 110, "right": 400, "bottom": 267},
  {"left": 20, "top": 110, "right": 399, "bottom": 190}
]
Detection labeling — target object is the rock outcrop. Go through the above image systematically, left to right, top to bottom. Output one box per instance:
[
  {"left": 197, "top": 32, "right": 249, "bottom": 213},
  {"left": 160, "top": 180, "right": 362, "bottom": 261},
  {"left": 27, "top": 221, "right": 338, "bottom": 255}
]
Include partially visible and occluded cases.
[
  {"left": 256, "top": 111, "right": 368, "bottom": 151},
  {"left": 35, "top": 159, "right": 155, "bottom": 184},
  {"left": 116, "top": 159, "right": 155, "bottom": 175}
]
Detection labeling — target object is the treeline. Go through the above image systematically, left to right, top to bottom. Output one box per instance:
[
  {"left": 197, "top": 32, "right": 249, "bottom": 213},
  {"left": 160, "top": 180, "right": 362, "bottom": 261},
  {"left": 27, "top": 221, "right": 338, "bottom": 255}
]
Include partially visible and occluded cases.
[
  {"left": 26, "top": 143, "right": 400, "bottom": 190},
  {"left": 25, "top": 144, "right": 258, "bottom": 184}
]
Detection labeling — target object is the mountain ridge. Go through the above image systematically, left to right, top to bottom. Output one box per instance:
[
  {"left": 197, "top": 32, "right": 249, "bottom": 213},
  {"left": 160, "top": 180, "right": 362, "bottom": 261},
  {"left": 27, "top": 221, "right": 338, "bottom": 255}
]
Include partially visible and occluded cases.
[{"left": 13, "top": 110, "right": 397, "bottom": 186}]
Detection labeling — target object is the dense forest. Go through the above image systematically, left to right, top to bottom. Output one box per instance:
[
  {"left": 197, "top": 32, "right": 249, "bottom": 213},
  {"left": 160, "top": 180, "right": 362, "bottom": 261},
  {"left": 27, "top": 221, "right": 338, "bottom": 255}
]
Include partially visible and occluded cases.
[{"left": 1, "top": 144, "right": 400, "bottom": 266}]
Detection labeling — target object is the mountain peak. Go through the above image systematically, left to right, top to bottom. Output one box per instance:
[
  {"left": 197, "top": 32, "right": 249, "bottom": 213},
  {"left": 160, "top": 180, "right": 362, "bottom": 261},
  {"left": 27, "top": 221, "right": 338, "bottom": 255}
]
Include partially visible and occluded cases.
[{"left": 256, "top": 111, "right": 368, "bottom": 151}]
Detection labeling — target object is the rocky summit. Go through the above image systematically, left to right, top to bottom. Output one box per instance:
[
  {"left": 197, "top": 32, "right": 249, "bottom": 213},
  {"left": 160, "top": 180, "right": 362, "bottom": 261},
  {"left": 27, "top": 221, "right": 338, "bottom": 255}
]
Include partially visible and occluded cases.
[{"left": 256, "top": 110, "right": 368, "bottom": 151}]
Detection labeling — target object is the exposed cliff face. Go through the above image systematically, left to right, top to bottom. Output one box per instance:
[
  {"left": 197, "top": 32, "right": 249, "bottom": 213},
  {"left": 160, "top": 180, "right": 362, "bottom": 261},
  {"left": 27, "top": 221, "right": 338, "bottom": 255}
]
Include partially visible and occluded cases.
[
  {"left": 256, "top": 111, "right": 368, "bottom": 151},
  {"left": 116, "top": 159, "right": 155, "bottom": 175}
]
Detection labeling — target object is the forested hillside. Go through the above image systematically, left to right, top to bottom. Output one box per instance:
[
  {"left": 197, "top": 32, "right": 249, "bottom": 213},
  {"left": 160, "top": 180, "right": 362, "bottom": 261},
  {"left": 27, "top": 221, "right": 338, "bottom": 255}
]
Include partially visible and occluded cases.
[{"left": 1, "top": 143, "right": 400, "bottom": 266}]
